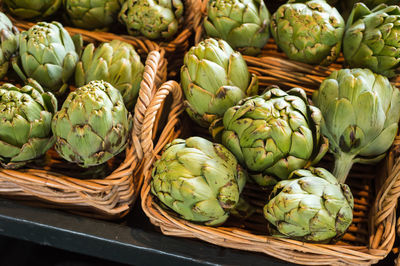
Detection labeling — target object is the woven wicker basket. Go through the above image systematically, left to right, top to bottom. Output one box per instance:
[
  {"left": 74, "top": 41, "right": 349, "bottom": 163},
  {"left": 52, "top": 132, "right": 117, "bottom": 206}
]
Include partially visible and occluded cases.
[
  {"left": 1, "top": 0, "right": 202, "bottom": 78},
  {"left": 140, "top": 2, "right": 400, "bottom": 261},
  {"left": 0, "top": 23, "right": 168, "bottom": 220}
]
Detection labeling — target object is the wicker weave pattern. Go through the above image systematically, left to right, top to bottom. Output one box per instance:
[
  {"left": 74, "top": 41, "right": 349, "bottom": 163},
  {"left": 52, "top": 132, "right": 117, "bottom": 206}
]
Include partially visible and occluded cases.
[
  {"left": 140, "top": 4, "right": 400, "bottom": 260},
  {"left": 0, "top": 25, "right": 168, "bottom": 219}
]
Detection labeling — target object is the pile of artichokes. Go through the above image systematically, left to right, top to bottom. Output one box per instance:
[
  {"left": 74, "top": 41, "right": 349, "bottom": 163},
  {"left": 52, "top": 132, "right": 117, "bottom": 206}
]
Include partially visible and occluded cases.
[
  {"left": 2, "top": 0, "right": 185, "bottom": 40},
  {"left": 0, "top": 17, "right": 143, "bottom": 170}
]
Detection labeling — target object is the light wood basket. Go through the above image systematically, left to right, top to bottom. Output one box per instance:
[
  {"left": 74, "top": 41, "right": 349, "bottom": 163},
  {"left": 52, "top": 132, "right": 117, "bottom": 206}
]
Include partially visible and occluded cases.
[
  {"left": 140, "top": 1, "right": 400, "bottom": 262},
  {"left": 0, "top": 23, "right": 168, "bottom": 220}
]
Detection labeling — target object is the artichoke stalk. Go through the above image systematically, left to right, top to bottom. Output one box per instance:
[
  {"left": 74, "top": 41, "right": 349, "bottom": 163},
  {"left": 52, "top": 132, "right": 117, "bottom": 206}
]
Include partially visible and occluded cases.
[
  {"left": 3, "top": 0, "right": 62, "bottom": 20},
  {"left": 63, "top": 0, "right": 122, "bottom": 30},
  {"left": 119, "top": 0, "right": 184, "bottom": 40},
  {"left": 204, "top": 0, "right": 271, "bottom": 56},
  {"left": 270, "top": 0, "right": 345, "bottom": 66},
  {"left": 343, "top": 3, "right": 400, "bottom": 78},
  {"left": 0, "top": 12, "right": 19, "bottom": 79},
  {"left": 12, "top": 21, "right": 81, "bottom": 96},
  {"left": 181, "top": 38, "right": 258, "bottom": 128},
  {"left": 75, "top": 40, "right": 144, "bottom": 110},
  {"left": 312, "top": 68, "right": 400, "bottom": 183},
  {"left": 52, "top": 80, "right": 131, "bottom": 168},
  {"left": 0, "top": 81, "right": 57, "bottom": 169},
  {"left": 210, "top": 86, "right": 328, "bottom": 186},
  {"left": 151, "top": 137, "right": 247, "bottom": 226},
  {"left": 264, "top": 167, "right": 354, "bottom": 243}
]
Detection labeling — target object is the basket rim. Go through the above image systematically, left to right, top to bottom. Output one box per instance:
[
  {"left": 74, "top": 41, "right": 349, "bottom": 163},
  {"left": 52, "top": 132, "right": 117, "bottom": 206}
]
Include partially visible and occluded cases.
[{"left": 0, "top": 23, "right": 168, "bottom": 219}]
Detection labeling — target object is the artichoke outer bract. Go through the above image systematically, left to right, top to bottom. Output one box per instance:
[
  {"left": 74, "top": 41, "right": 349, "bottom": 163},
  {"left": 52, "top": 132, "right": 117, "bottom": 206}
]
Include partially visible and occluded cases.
[
  {"left": 4, "top": 0, "right": 62, "bottom": 20},
  {"left": 63, "top": 0, "right": 122, "bottom": 30},
  {"left": 119, "top": 0, "right": 184, "bottom": 40},
  {"left": 204, "top": 0, "right": 271, "bottom": 56},
  {"left": 270, "top": 0, "right": 345, "bottom": 66},
  {"left": 343, "top": 3, "right": 400, "bottom": 78},
  {"left": 0, "top": 12, "right": 19, "bottom": 79},
  {"left": 12, "top": 21, "right": 81, "bottom": 96},
  {"left": 181, "top": 38, "right": 258, "bottom": 128},
  {"left": 75, "top": 40, "right": 144, "bottom": 110},
  {"left": 312, "top": 68, "right": 400, "bottom": 183},
  {"left": 0, "top": 80, "right": 57, "bottom": 169},
  {"left": 52, "top": 80, "right": 131, "bottom": 168},
  {"left": 210, "top": 86, "right": 328, "bottom": 186},
  {"left": 151, "top": 137, "right": 247, "bottom": 226},
  {"left": 264, "top": 167, "right": 354, "bottom": 243}
]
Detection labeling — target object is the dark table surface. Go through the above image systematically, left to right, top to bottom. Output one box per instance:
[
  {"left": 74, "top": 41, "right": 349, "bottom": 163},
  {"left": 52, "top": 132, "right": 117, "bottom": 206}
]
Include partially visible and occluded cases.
[{"left": 0, "top": 197, "right": 395, "bottom": 266}]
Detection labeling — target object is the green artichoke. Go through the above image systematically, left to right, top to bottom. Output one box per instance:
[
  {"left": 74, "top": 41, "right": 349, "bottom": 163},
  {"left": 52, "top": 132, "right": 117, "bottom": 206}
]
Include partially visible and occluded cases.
[
  {"left": 3, "top": 0, "right": 62, "bottom": 20},
  {"left": 63, "top": 0, "right": 122, "bottom": 30},
  {"left": 119, "top": 0, "right": 184, "bottom": 40},
  {"left": 204, "top": 0, "right": 271, "bottom": 56},
  {"left": 270, "top": 0, "right": 345, "bottom": 65},
  {"left": 343, "top": 3, "right": 400, "bottom": 78},
  {"left": 0, "top": 12, "right": 19, "bottom": 79},
  {"left": 12, "top": 21, "right": 81, "bottom": 96},
  {"left": 181, "top": 38, "right": 258, "bottom": 128},
  {"left": 75, "top": 40, "right": 144, "bottom": 110},
  {"left": 312, "top": 68, "right": 400, "bottom": 183},
  {"left": 52, "top": 80, "right": 131, "bottom": 167},
  {"left": 0, "top": 81, "right": 57, "bottom": 169},
  {"left": 211, "top": 86, "right": 329, "bottom": 186},
  {"left": 151, "top": 137, "right": 247, "bottom": 226},
  {"left": 264, "top": 167, "right": 354, "bottom": 243}
]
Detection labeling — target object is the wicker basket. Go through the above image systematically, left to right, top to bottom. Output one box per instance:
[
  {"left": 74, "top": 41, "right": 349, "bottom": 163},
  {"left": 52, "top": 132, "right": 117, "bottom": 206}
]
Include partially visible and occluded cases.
[
  {"left": 1, "top": 0, "right": 202, "bottom": 78},
  {"left": 140, "top": 4, "right": 400, "bottom": 261},
  {"left": 0, "top": 24, "right": 168, "bottom": 220}
]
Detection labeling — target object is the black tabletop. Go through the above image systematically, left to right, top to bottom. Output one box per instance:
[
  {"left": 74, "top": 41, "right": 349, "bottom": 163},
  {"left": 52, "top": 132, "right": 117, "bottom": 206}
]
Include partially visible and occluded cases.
[{"left": 0, "top": 198, "right": 295, "bottom": 266}]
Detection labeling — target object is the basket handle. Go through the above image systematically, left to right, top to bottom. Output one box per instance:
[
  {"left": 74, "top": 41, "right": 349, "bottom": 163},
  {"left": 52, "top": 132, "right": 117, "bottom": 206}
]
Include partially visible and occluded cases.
[
  {"left": 194, "top": 0, "right": 208, "bottom": 45},
  {"left": 140, "top": 81, "right": 184, "bottom": 169},
  {"left": 370, "top": 140, "right": 400, "bottom": 252}
]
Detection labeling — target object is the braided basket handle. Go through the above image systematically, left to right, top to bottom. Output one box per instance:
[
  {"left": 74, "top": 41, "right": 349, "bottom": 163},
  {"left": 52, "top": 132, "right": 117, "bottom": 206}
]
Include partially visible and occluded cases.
[
  {"left": 194, "top": 0, "right": 208, "bottom": 45},
  {"left": 140, "top": 81, "right": 183, "bottom": 169}
]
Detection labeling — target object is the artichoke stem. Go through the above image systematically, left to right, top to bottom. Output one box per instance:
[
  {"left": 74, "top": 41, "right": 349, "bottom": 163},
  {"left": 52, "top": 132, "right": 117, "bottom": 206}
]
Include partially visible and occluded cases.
[{"left": 333, "top": 153, "right": 356, "bottom": 184}]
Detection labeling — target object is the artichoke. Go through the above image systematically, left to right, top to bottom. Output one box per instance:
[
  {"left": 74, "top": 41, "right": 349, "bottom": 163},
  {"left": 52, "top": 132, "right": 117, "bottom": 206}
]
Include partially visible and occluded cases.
[
  {"left": 3, "top": 0, "right": 62, "bottom": 20},
  {"left": 63, "top": 0, "right": 122, "bottom": 30},
  {"left": 119, "top": 0, "right": 184, "bottom": 40},
  {"left": 204, "top": 0, "right": 271, "bottom": 56},
  {"left": 270, "top": 0, "right": 345, "bottom": 66},
  {"left": 343, "top": 3, "right": 400, "bottom": 78},
  {"left": 0, "top": 12, "right": 19, "bottom": 79},
  {"left": 12, "top": 21, "right": 81, "bottom": 96},
  {"left": 181, "top": 38, "right": 258, "bottom": 128},
  {"left": 75, "top": 40, "right": 144, "bottom": 110},
  {"left": 312, "top": 68, "right": 400, "bottom": 183},
  {"left": 52, "top": 80, "right": 131, "bottom": 167},
  {"left": 0, "top": 81, "right": 57, "bottom": 169},
  {"left": 211, "top": 86, "right": 329, "bottom": 186},
  {"left": 151, "top": 137, "right": 247, "bottom": 226},
  {"left": 264, "top": 167, "right": 354, "bottom": 243}
]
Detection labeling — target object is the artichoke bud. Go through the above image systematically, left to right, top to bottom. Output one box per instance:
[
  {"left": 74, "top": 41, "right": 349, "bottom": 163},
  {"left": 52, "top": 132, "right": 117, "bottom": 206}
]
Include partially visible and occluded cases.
[
  {"left": 4, "top": 0, "right": 62, "bottom": 19},
  {"left": 64, "top": 0, "right": 122, "bottom": 30},
  {"left": 119, "top": 0, "right": 184, "bottom": 40},
  {"left": 204, "top": 0, "right": 271, "bottom": 56},
  {"left": 271, "top": 0, "right": 345, "bottom": 66},
  {"left": 343, "top": 3, "right": 400, "bottom": 77},
  {"left": 0, "top": 12, "right": 19, "bottom": 79},
  {"left": 12, "top": 21, "right": 80, "bottom": 96},
  {"left": 181, "top": 38, "right": 258, "bottom": 128},
  {"left": 75, "top": 40, "right": 144, "bottom": 110},
  {"left": 312, "top": 68, "right": 400, "bottom": 183},
  {"left": 52, "top": 80, "right": 131, "bottom": 168},
  {"left": 0, "top": 82, "right": 57, "bottom": 169},
  {"left": 214, "top": 86, "right": 328, "bottom": 186},
  {"left": 151, "top": 137, "right": 248, "bottom": 226},
  {"left": 264, "top": 167, "right": 354, "bottom": 243}
]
